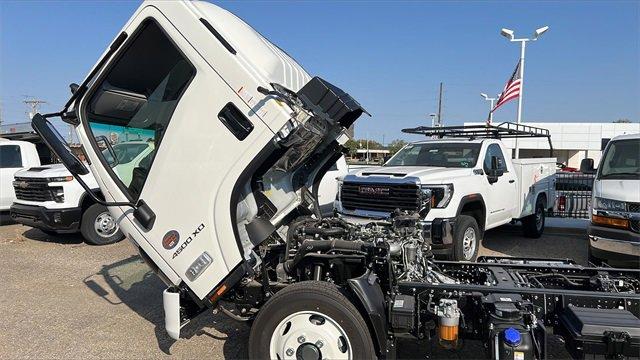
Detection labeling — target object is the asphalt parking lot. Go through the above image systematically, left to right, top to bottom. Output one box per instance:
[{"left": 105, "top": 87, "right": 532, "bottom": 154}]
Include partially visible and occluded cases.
[{"left": 0, "top": 219, "right": 586, "bottom": 359}]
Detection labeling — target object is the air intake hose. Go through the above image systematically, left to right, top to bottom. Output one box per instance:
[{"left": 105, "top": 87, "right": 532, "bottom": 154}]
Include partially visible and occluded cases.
[{"left": 284, "top": 239, "right": 369, "bottom": 274}]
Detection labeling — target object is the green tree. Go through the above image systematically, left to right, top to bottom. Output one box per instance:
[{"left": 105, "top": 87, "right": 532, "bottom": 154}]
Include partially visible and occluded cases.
[{"left": 387, "top": 139, "right": 407, "bottom": 155}]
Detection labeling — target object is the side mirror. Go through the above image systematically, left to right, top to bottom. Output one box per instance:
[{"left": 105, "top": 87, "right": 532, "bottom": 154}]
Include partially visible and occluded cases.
[
  {"left": 69, "top": 83, "right": 79, "bottom": 94},
  {"left": 31, "top": 113, "right": 89, "bottom": 176},
  {"left": 486, "top": 156, "right": 505, "bottom": 180},
  {"left": 580, "top": 158, "right": 595, "bottom": 173}
]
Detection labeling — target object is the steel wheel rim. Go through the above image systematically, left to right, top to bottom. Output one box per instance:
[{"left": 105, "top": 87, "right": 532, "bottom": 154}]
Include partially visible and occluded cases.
[
  {"left": 94, "top": 211, "right": 118, "bottom": 238},
  {"left": 462, "top": 227, "right": 476, "bottom": 260},
  {"left": 269, "top": 310, "right": 352, "bottom": 360}
]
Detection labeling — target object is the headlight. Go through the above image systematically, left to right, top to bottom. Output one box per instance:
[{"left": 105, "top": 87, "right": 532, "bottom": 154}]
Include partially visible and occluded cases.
[
  {"left": 48, "top": 176, "right": 74, "bottom": 182},
  {"left": 421, "top": 184, "right": 454, "bottom": 208},
  {"left": 593, "top": 197, "right": 626, "bottom": 212}
]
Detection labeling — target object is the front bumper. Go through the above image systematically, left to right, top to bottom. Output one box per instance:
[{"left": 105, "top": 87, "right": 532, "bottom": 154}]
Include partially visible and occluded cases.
[
  {"left": 10, "top": 203, "right": 81, "bottom": 233},
  {"left": 422, "top": 218, "right": 456, "bottom": 256},
  {"left": 588, "top": 224, "right": 640, "bottom": 264}
]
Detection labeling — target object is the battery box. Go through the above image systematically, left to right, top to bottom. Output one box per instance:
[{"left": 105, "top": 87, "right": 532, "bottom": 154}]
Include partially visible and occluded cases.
[
  {"left": 390, "top": 294, "right": 415, "bottom": 332},
  {"left": 559, "top": 305, "right": 640, "bottom": 358}
]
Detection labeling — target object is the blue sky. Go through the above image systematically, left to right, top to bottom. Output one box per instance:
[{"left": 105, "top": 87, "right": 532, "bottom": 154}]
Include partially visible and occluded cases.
[{"left": 1, "top": 0, "right": 638, "bottom": 142}]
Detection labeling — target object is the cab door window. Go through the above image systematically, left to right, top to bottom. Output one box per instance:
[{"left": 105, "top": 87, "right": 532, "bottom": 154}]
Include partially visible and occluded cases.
[
  {"left": 84, "top": 19, "right": 195, "bottom": 199},
  {"left": 483, "top": 144, "right": 507, "bottom": 172}
]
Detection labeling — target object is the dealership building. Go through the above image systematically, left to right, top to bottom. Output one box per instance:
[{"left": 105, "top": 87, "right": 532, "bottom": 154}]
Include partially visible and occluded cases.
[{"left": 466, "top": 122, "right": 639, "bottom": 168}]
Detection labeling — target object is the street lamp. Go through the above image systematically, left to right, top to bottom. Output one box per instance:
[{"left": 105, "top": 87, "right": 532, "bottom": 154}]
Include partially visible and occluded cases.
[
  {"left": 500, "top": 25, "right": 549, "bottom": 158},
  {"left": 480, "top": 93, "right": 497, "bottom": 124},
  {"left": 429, "top": 113, "right": 437, "bottom": 127}
]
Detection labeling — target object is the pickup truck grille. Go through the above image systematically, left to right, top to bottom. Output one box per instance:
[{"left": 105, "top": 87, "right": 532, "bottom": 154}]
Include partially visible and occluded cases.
[
  {"left": 13, "top": 177, "right": 62, "bottom": 202},
  {"left": 341, "top": 182, "right": 421, "bottom": 213}
]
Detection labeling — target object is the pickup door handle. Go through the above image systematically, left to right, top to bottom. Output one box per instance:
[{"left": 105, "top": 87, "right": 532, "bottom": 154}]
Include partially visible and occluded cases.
[{"left": 509, "top": 179, "right": 515, "bottom": 183}]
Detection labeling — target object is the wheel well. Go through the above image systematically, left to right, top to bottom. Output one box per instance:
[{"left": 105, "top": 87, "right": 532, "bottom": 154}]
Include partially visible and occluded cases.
[
  {"left": 80, "top": 191, "right": 104, "bottom": 213},
  {"left": 537, "top": 192, "right": 547, "bottom": 208},
  {"left": 460, "top": 200, "right": 485, "bottom": 233}
]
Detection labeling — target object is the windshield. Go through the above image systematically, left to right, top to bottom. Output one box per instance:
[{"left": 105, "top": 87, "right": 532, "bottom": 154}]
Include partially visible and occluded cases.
[
  {"left": 598, "top": 139, "right": 640, "bottom": 180},
  {"left": 385, "top": 142, "right": 481, "bottom": 168},
  {"left": 102, "top": 143, "right": 150, "bottom": 165}
]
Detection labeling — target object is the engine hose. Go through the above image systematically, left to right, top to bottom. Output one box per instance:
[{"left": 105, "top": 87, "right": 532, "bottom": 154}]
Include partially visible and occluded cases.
[
  {"left": 301, "top": 226, "right": 347, "bottom": 237},
  {"left": 283, "top": 239, "right": 370, "bottom": 274}
]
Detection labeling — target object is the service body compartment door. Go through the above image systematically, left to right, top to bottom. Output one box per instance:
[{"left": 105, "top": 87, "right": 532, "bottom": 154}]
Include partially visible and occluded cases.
[{"left": 75, "top": 5, "right": 275, "bottom": 299}]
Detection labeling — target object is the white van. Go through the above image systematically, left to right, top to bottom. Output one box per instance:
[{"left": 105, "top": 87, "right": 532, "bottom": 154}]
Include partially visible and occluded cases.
[{"left": 588, "top": 133, "right": 640, "bottom": 266}]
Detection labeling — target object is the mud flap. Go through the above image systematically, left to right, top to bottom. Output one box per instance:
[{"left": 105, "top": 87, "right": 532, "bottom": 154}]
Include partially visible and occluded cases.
[{"left": 348, "top": 270, "right": 392, "bottom": 358}]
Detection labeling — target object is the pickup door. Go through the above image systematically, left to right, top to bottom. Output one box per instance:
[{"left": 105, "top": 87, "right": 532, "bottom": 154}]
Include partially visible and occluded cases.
[{"left": 481, "top": 143, "right": 517, "bottom": 228}]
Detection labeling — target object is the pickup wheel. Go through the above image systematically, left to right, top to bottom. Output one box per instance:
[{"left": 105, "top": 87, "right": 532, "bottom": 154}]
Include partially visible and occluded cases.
[
  {"left": 522, "top": 196, "right": 545, "bottom": 238},
  {"left": 80, "top": 203, "right": 125, "bottom": 246},
  {"left": 450, "top": 215, "right": 480, "bottom": 261},
  {"left": 249, "top": 281, "right": 376, "bottom": 360}
]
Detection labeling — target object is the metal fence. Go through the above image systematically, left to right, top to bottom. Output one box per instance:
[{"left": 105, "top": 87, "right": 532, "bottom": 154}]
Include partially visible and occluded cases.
[{"left": 550, "top": 172, "right": 596, "bottom": 218}]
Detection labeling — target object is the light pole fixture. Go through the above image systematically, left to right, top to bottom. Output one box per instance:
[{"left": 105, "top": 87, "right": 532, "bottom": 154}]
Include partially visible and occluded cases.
[
  {"left": 500, "top": 25, "right": 549, "bottom": 158},
  {"left": 480, "top": 93, "right": 497, "bottom": 124}
]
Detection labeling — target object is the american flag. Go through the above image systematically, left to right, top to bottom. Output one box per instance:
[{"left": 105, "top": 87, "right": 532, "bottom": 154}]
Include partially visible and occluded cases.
[{"left": 491, "top": 61, "right": 522, "bottom": 113}]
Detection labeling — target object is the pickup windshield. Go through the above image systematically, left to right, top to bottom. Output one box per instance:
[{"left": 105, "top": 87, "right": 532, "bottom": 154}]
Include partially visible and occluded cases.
[
  {"left": 598, "top": 139, "right": 640, "bottom": 180},
  {"left": 385, "top": 142, "right": 481, "bottom": 168}
]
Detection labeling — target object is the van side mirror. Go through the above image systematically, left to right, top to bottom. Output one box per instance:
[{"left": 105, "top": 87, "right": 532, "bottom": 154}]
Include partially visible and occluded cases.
[
  {"left": 69, "top": 83, "right": 79, "bottom": 94},
  {"left": 580, "top": 158, "right": 595, "bottom": 174}
]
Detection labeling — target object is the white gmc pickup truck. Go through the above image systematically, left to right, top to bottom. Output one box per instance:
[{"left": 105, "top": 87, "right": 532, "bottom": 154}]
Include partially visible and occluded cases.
[{"left": 337, "top": 126, "right": 556, "bottom": 261}]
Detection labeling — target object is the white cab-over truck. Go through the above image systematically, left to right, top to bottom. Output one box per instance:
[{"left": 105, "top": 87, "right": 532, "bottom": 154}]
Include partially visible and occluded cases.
[
  {"left": 30, "top": 2, "right": 640, "bottom": 360},
  {"left": 337, "top": 124, "right": 556, "bottom": 261},
  {"left": 0, "top": 139, "right": 41, "bottom": 211},
  {"left": 10, "top": 141, "right": 155, "bottom": 245}
]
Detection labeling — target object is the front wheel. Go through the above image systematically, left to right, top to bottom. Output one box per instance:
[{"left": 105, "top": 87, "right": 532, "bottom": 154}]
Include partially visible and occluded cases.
[
  {"left": 522, "top": 196, "right": 545, "bottom": 238},
  {"left": 80, "top": 203, "right": 125, "bottom": 245},
  {"left": 449, "top": 215, "right": 480, "bottom": 261},
  {"left": 248, "top": 281, "right": 376, "bottom": 360}
]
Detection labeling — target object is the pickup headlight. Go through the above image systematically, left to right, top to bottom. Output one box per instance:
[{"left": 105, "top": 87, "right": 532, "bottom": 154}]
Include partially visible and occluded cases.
[
  {"left": 48, "top": 176, "right": 74, "bottom": 182},
  {"left": 421, "top": 184, "right": 454, "bottom": 208},
  {"left": 593, "top": 197, "right": 626, "bottom": 212}
]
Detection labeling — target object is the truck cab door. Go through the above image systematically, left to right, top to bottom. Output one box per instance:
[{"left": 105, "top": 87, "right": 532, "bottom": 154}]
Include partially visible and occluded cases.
[
  {"left": 74, "top": 6, "right": 276, "bottom": 299},
  {"left": 482, "top": 143, "right": 517, "bottom": 227}
]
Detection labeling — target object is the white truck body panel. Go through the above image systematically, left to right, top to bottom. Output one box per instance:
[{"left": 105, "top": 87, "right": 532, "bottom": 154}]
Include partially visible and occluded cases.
[
  {"left": 0, "top": 139, "right": 41, "bottom": 210},
  {"left": 511, "top": 158, "right": 556, "bottom": 219}
]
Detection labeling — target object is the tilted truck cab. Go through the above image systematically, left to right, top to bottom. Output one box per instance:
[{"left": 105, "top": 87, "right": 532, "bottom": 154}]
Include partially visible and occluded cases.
[{"left": 31, "top": 1, "right": 640, "bottom": 359}]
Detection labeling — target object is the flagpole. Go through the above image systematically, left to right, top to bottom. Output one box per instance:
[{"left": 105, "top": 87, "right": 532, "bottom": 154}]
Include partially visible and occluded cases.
[{"left": 515, "top": 40, "right": 526, "bottom": 159}]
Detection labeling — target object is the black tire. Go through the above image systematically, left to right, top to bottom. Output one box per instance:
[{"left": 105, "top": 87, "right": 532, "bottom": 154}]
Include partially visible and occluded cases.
[
  {"left": 522, "top": 196, "right": 545, "bottom": 238},
  {"left": 80, "top": 203, "right": 125, "bottom": 246},
  {"left": 449, "top": 215, "right": 480, "bottom": 262},
  {"left": 248, "top": 281, "right": 376, "bottom": 360}
]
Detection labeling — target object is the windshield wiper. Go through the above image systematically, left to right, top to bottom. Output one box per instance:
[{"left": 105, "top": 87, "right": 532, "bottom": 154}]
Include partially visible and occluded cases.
[{"left": 601, "top": 172, "right": 639, "bottom": 178}]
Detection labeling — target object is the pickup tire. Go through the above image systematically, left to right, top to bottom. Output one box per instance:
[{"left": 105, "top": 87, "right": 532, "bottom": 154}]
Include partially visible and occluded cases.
[
  {"left": 522, "top": 196, "right": 545, "bottom": 238},
  {"left": 80, "top": 203, "right": 125, "bottom": 246},
  {"left": 450, "top": 215, "right": 480, "bottom": 261},
  {"left": 248, "top": 281, "right": 376, "bottom": 360}
]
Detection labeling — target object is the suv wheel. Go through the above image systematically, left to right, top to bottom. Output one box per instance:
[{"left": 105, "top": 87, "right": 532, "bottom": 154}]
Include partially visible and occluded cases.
[{"left": 80, "top": 203, "right": 125, "bottom": 245}]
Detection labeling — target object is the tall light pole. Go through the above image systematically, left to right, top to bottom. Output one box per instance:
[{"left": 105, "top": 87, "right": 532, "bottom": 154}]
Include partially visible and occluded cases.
[
  {"left": 500, "top": 25, "right": 549, "bottom": 158},
  {"left": 480, "top": 93, "right": 497, "bottom": 124}
]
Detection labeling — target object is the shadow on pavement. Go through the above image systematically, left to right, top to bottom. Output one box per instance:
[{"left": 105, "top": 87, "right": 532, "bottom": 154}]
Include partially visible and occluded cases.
[
  {"left": 481, "top": 224, "right": 588, "bottom": 266},
  {"left": 21, "top": 227, "right": 84, "bottom": 244},
  {"left": 83, "top": 255, "right": 249, "bottom": 357}
]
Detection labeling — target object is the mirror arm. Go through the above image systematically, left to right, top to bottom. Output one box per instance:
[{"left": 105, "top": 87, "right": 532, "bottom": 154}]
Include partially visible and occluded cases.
[{"left": 73, "top": 172, "right": 136, "bottom": 208}]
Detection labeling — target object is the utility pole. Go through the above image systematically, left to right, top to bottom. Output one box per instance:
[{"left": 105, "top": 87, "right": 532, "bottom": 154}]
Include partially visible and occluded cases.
[
  {"left": 436, "top": 82, "right": 444, "bottom": 127},
  {"left": 23, "top": 96, "right": 47, "bottom": 120}
]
